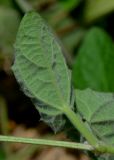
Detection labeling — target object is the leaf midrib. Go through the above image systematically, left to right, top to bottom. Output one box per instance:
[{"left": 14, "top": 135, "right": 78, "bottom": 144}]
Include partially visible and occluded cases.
[{"left": 39, "top": 24, "right": 70, "bottom": 109}]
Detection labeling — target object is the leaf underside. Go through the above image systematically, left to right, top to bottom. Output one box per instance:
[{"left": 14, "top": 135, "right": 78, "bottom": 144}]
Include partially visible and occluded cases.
[
  {"left": 12, "top": 11, "right": 73, "bottom": 132},
  {"left": 76, "top": 88, "right": 114, "bottom": 145}
]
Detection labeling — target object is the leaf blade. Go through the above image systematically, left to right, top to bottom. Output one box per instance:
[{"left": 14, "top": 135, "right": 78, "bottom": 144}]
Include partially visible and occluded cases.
[
  {"left": 12, "top": 11, "right": 72, "bottom": 132},
  {"left": 73, "top": 27, "right": 114, "bottom": 92},
  {"left": 76, "top": 88, "right": 114, "bottom": 145}
]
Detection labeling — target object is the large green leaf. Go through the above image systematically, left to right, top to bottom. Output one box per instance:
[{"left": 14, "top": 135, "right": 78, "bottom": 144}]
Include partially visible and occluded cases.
[
  {"left": 12, "top": 11, "right": 73, "bottom": 132},
  {"left": 72, "top": 27, "right": 114, "bottom": 92},
  {"left": 76, "top": 88, "right": 114, "bottom": 145}
]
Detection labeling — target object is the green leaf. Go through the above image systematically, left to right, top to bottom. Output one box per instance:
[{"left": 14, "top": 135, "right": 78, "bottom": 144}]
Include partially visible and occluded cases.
[
  {"left": 84, "top": 0, "right": 114, "bottom": 23},
  {"left": 12, "top": 11, "right": 73, "bottom": 132},
  {"left": 72, "top": 27, "right": 114, "bottom": 92},
  {"left": 76, "top": 88, "right": 114, "bottom": 145}
]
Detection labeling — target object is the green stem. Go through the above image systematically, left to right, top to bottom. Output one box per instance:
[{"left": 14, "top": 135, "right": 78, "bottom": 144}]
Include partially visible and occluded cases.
[
  {"left": 15, "top": 0, "right": 32, "bottom": 12},
  {"left": 65, "top": 107, "right": 114, "bottom": 154},
  {"left": 64, "top": 108, "right": 99, "bottom": 147},
  {"left": 64, "top": 108, "right": 114, "bottom": 154},
  {"left": 0, "top": 135, "right": 93, "bottom": 151}
]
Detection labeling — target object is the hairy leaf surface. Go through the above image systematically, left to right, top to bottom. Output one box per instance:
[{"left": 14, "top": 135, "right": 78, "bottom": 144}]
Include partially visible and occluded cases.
[
  {"left": 12, "top": 11, "right": 73, "bottom": 132},
  {"left": 73, "top": 27, "right": 114, "bottom": 92},
  {"left": 76, "top": 88, "right": 114, "bottom": 145}
]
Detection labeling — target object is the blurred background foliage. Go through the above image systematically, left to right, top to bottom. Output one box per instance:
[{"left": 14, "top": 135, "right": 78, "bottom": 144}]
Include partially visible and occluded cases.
[{"left": 0, "top": 0, "right": 114, "bottom": 160}]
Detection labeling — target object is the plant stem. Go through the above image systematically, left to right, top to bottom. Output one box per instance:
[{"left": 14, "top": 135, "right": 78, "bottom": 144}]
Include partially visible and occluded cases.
[
  {"left": 15, "top": 0, "right": 32, "bottom": 12},
  {"left": 64, "top": 108, "right": 99, "bottom": 147},
  {"left": 64, "top": 108, "right": 114, "bottom": 154},
  {"left": 0, "top": 135, "right": 93, "bottom": 151}
]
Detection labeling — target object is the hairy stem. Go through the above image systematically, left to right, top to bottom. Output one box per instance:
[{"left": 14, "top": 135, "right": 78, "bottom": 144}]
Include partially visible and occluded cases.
[
  {"left": 15, "top": 0, "right": 32, "bottom": 12},
  {"left": 64, "top": 107, "right": 114, "bottom": 154},
  {"left": 64, "top": 108, "right": 101, "bottom": 149},
  {"left": 0, "top": 135, "right": 93, "bottom": 151}
]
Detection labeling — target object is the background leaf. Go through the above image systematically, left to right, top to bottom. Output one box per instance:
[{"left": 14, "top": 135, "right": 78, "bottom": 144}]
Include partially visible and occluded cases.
[
  {"left": 0, "top": 0, "right": 13, "bottom": 7},
  {"left": 59, "top": 0, "right": 81, "bottom": 11},
  {"left": 84, "top": 0, "right": 114, "bottom": 23},
  {"left": 0, "top": 7, "right": 20, "bottom": 55},
  {"left": 12, "top": 11, "right": 73, "bottom": 132},
  {"left": 72, "top": 27, "right": 114, "bottom": 92},
  {"left": 76, "top": 88, "right": 114, "bottom": 145}
]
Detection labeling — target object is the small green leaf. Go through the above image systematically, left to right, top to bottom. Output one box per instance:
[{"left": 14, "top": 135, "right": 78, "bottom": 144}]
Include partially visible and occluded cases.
[
  {"left": 12, "top": 11, "right": 73, "bottom": 132},
  {"left": 72, "top": 27, "right": 114, "bottom": 92},
  {"left": 76, "top": 88, "right": 114, "bottom": 145}
]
